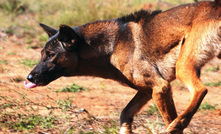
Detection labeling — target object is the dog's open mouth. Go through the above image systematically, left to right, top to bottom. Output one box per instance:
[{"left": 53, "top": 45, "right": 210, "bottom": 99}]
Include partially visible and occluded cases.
[{"left": 24, "top": 81, "right": 37, "bottom": 88}]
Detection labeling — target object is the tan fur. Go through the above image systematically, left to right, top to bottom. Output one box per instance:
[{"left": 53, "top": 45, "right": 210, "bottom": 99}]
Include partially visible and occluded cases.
[{"left": 111, "top": 1, "right": 221, "bottom": 133}]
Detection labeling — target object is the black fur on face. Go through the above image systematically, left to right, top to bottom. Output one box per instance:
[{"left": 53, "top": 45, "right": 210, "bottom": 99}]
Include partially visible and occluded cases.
[{"left": 27, "top": 24, "right": 80, "bottom": 86}]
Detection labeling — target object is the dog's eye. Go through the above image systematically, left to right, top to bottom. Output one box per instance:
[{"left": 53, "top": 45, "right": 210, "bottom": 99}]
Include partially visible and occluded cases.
[{"left": 48, "top": 54, "right": 55, "bottom": 58}]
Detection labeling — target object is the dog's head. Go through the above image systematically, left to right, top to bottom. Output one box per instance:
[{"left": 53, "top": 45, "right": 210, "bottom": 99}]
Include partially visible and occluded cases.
[{"left": 25, "top": 23, "right": 82, "bottom": 88}]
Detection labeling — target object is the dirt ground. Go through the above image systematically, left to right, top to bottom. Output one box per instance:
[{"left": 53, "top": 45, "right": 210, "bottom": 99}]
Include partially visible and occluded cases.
[{"left": 0, "top": 32, "right": 221, "bottom": 133}]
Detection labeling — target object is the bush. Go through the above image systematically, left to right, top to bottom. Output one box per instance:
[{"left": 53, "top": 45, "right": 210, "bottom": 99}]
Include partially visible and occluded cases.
[{"left": 57, "top": 84, "right": 88, "bottom": 93}]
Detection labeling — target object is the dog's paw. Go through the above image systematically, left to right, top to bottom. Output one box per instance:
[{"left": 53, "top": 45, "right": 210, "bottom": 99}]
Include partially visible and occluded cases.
[
  {"left": 167, "top": 119, "right": 184, "bottom": 134},
  {"left": 120, "top": 123, "right": 133, "bottom": 134}
]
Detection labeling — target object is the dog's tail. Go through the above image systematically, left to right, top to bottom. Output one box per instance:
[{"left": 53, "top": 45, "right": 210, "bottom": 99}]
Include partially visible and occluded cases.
[{"left": 215, "top": 0, "right": 221, "bottom": 6}]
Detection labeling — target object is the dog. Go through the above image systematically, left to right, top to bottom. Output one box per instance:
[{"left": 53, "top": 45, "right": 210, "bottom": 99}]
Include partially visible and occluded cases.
[{"left": 25, "top": 0, "right": 221, "bottom": 133}]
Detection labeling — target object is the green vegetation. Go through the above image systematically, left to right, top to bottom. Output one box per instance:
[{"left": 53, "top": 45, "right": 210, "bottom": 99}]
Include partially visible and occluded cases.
[
  {"left": 0, "top": 0, "right": 204, "bottom": 45},
  {"left": 0, "top": 0, "right": 26, "bottom": 15},
  {"left": 0, "top": 0, "right": 143, "bottom": 38},
  {"left": 7, "top": 51, "right": 17, "bottom": 55},
  {"left": 0, "top": 59, "right": 8, "bottom": 65},
  {"left": 19, "top": 59, "right": 38, "bottom": 68},
  {"left": 206, "top": 65, "right": 220, "bottom": 72},
  {"left": 10, "top": 76, "right": 24, "bottom": 83},
  {"left": 205, "top": 81, "right": 221, "bottom": 87},
  {"left": 57, "top": 84, "right": 88, "bottom": 93},
  {"left": 55, "top": 96, "right": 75, "bottom": 112},
  {"left": 199, "top": 102, "right": 217, "bottom": 111},
  {"left": 146, "top": 104, "right": 159, "bottom": 116},
  {"left": 0, "top": 113, "right": 57, "bottom": 132},
  {"left": 103, "top": 120, "right": 119, "bottom": 134}
]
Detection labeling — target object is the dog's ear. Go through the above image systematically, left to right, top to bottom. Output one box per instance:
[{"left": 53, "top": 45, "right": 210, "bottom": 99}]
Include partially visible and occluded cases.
[
  {"left": 39, "top": 23, "right": 58, "bottom": 37},
  {"left": 58, "top": 25, "right": 79, "bottom": 51}
]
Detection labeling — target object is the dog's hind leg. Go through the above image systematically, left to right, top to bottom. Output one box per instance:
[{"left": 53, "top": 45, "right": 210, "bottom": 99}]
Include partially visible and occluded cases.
[
  {"left": 167, "top": 20, "right": 221, "bottom": 133},
  {"left": 167, "top": 35, "right": 209, "bottom": 133},
  {"left": 167, "top": 60, "right": 207, "bottom": 133},
  {"left": 120, "top": 90, "right": 152, "bottom": 134}
]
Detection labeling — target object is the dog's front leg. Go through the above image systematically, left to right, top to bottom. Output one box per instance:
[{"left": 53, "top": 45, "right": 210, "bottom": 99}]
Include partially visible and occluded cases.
[
  {"left": 152, "top": 79, "right": 180, "bottom": 133},
  {"left": 152, "top": 81, "right": 178, "bottom": 126},
  {"left": 120, "top": 91, "right": 152, "bottom": 134}
]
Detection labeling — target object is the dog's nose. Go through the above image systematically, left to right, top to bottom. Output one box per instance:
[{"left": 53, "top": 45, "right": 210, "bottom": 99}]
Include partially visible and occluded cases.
[{"left": 27, "top": 74, "right": 34, "bottom": 82}]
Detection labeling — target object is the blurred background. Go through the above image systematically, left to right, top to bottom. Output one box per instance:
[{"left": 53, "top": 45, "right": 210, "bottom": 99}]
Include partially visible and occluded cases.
[{"left": 0, "top": 0, "right": 203, "bottom": 48}]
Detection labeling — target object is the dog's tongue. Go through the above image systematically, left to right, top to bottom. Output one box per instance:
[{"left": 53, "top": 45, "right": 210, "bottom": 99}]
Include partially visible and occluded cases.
[{"left": 24, "top": 81, "right": 37, "bottom": 88}]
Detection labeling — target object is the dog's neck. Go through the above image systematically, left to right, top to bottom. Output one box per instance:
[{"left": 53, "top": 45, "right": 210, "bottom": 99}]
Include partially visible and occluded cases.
[
  {"left": 69, "top": 20, "right": 135, "bottom": 85},
  {"left": 71, "top": 20, "right": 121, "bottom": 78},
  {"left": 75, "top": 20, "right": 119, "bottom": 59}
]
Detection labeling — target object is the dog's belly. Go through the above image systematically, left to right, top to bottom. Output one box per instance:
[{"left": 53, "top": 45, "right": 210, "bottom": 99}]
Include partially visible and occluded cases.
[
  {"left": 116, "top": 42, "right": 182, "bottom": 89},
  {"left": 155, "top": 43, "right": 182, "bottom": 82}
]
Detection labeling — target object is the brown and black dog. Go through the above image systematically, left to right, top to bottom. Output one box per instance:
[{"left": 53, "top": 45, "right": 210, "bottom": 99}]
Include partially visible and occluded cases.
[{"left": 25, "top": 0, "right": 221, "bottom": 133}]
